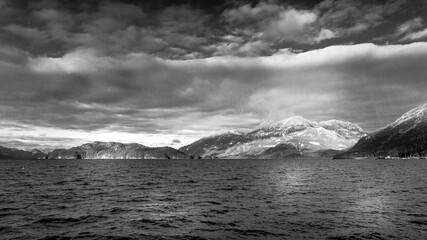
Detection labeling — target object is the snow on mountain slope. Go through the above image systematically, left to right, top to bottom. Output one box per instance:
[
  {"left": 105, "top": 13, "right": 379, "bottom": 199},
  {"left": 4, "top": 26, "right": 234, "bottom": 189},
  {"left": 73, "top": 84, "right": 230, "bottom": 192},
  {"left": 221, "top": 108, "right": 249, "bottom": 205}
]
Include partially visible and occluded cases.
[
  {"left": 336, "top": 102, "right": 427, "bottom": 158},
  {"left": 389, "top": 103, "right": 427, "bottom": 128},
  {"left": 180, "top": 116, "right": 366, "bottom": 159},
  {"left": 251, "top": 116, "right": 319, "bottom": 137},
  {"left": 319, "top": 119, "right": 366, "bottom": 140}
]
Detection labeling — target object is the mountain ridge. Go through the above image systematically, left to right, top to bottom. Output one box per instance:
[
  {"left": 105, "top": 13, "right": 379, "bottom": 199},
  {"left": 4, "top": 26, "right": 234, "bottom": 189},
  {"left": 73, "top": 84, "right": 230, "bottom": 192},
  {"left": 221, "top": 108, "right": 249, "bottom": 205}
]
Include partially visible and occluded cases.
[
  {"left": 4, "top": 103, "right": 427, "bottom": 160},
  {"left": 335, "top": 103, "right": 427, "bottom": 158},
  {"left": 179, "top": 116, "right": 366, "bottom": 159},
  {"left": 0, "top": 141, "right": 200, "bottom": 160},
  {"left": 47, "top": 141, "right": 197, "bottom": 159},
  {"left": 0, "top": 146, "right": 46, "bottom": 159}
]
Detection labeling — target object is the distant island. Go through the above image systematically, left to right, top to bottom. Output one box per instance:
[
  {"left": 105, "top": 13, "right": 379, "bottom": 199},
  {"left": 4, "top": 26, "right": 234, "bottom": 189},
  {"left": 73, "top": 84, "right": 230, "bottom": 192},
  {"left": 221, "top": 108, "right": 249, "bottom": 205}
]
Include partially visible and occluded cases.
[
  {"left": 1, "top": 103, "right": 427, "bottom": 160},
  {"left": 0, "top": 142, "right": 200, "bottom": 160}
]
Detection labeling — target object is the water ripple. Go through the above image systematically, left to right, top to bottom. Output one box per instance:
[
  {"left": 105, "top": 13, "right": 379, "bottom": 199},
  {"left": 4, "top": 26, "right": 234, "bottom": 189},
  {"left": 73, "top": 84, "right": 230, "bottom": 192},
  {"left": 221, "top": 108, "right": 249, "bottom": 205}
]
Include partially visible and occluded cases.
[{"left": 0, "top": 158, "right": 426, "bottom": 239}]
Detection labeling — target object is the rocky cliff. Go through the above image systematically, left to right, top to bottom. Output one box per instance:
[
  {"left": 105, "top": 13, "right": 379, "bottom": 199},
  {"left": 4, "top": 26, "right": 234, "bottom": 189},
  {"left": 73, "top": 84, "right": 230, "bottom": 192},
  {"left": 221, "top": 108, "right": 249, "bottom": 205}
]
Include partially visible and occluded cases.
[{"left": 47, "top": 141, "right": 195, "bottom": 159}]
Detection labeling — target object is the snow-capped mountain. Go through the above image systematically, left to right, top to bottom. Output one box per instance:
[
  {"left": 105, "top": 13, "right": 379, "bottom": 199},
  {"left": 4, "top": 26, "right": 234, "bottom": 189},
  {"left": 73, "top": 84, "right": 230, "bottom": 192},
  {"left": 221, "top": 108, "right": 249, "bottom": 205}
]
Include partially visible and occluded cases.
[
  {"left": 336, "top": 103, "right": 427, "bottom": 158},
  {"left": 389, "top": 103, "right": 427, "bottom": 128},
  {"left": 179, "top": 116, "right": 366, "bottom": 159},
  {"left": 251, "top": 116, "right": 319, "bottom": 137},
  {"left": 319, "top": 120, "right": 366, "bottom": 140}
]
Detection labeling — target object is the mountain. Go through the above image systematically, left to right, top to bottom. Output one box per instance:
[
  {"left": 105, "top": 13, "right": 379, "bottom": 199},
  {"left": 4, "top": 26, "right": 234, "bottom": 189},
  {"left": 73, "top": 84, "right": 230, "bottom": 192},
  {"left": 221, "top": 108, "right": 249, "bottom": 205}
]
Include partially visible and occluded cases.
[
  {"left": 335, "top": 103, "right": 427, "bottom": 158},
  {"left": 179, "top": 116, "right": 366, "bottom": 159},
  {"left": 47, "top": 141, "right": 196, "bottom": 159},
  {"left": 0, "top": 146, "right": 46, "bottom": 159}
]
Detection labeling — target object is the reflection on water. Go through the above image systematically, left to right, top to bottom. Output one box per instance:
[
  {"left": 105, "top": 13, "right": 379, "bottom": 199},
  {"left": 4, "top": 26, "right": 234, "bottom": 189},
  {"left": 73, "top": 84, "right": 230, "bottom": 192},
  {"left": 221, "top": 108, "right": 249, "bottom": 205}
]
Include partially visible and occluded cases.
[{"left": 0, "top": 158, "right": 426, "bottom": 239}]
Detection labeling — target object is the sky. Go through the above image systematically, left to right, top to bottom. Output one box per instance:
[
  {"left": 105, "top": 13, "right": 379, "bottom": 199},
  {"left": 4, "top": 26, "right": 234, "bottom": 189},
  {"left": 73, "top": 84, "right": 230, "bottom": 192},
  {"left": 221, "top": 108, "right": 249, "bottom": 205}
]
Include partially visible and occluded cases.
[{"left": 1, "top": 0, "right": 427, "bottom": 150}]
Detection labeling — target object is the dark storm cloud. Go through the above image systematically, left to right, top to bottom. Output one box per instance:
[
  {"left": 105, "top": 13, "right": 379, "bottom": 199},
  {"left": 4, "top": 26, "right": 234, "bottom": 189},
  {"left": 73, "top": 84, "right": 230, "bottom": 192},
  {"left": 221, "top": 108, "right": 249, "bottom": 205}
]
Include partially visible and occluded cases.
[
  {"left": 0, "top": 0, "right": 425, "bottom": 59},
  {"left": 0, "top": 0, "right": 214, "bottom": 58},
  {"left": 215, "top": 0, "right": 424, "bottom": 55},
  {"left": 316, "top": 0, "right": 409, "bottom": 36},
  {"left": 221, "top": 1, "right": 322, "bottom": 45},
  {"left": 3, "top": 24, "right": 48, "bottom": 42}
]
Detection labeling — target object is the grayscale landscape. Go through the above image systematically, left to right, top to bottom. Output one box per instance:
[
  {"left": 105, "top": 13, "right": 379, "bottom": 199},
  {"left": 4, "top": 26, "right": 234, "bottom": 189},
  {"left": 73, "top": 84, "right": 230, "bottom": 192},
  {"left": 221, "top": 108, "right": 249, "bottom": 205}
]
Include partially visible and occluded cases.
[{"left": 0, "top": 0, "right": 426, "bottom": 239}]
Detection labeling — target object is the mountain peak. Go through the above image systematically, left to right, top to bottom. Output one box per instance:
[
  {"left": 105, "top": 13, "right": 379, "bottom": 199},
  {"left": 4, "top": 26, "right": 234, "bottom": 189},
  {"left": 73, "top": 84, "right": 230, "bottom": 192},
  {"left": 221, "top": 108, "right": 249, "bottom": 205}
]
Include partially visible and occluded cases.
[
  {"left": 338, "top": 102, "right": 427, "bottom": 158},
  {"left": 390, "top": 103, "right": 427, "bottom": 127},
  {"left": 180, "top": 114, "right": 366, "bottom": 158},
  {"left": 257, "top": 115, "right": 317, "bottom": 130},
  {"left": 320, "top": 119, "right": 365, "bottom": 132},
  {"left": 320, "top": 119, "right": 346, "bottom": 125},
  {"left": 205, "top": 128, "right": 252, "bottom": 139}
]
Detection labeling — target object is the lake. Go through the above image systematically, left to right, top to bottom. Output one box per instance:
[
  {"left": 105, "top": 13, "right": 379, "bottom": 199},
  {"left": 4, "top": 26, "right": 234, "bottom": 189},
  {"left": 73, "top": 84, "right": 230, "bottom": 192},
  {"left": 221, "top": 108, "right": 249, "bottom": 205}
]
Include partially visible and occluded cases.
[{"left": 0, "top": 158, "right": 426, "bottom": 239}]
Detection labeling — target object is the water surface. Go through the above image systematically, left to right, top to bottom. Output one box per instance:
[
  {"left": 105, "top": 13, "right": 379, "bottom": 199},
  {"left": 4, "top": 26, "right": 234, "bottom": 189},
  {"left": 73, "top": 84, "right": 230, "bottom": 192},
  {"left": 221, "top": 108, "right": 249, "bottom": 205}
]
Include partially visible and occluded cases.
[{"left": 0, "top": 159, "right": 426, "bottom": 239}]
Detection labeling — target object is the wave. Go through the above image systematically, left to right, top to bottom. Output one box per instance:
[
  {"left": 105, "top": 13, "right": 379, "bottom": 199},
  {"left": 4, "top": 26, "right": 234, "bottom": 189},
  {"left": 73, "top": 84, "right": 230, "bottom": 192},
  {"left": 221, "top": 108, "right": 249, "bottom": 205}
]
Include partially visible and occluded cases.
[{"left": 34, "top": 215, "right": 107, "bottom": 224}]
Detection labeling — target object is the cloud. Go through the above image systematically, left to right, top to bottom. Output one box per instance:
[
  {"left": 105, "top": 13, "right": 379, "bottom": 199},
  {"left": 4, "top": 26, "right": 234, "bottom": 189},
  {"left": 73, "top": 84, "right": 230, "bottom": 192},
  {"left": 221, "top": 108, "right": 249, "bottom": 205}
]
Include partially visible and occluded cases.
[
  {"left": 0, "top": 0, "right": 417, "bottom": 61},
  {"left": 0, "top": 0, "right": 6, "bottom": 9},
  {"left": 220, "top": 0, "right": 411, "bottom": 46},
  {"left": 316, "top": 0, "right": 408, "bottom": 37},
  {"left": 0, "top": 1, "right": 213, "bottom": 58},
  {"left": 96, "top": 2, "right": 146, "bottom": 21},
  {"left": 222, "top": 2, "right": 281, "bottom": 24},
  {"left": 66, "top": 3, "right": 211, "bottom": 57},
  {"left": 222, "top": 3, "right": 323, "bottom": 44},
  {"left": 263, "top": 8, "right": 317, "bottom": 42},
  {"left": 372, "top": 16, "right": 426, "bottom": 43},
  {"left": 374, "top": 17, "right": 427, "bottom": 42},
  {"left": 396, "top": 17, "right": 424, "bottom": 35},
  {"left": 396, "top": 17, "right": 427, "bottom": 42},
  {"left": 3, "top": 24, "right": 46, "bottom": 40},
  {"left": 314, "top": 28, "right": 336, "bottom": 43},
  {"left": 400, "top": 28, "right": 427, "bottom": 41},
  {"left": 205, "top": 39, "right": 274, "bottom": 57},
  {"left": 1, "top": 42, "right": 427, "bottom": 149},
  {"left": 0, "top": 45, "right": 29, "bottom": 64},
  {"left": 0, "top": 121, "right": 195, "bottom": 149}
]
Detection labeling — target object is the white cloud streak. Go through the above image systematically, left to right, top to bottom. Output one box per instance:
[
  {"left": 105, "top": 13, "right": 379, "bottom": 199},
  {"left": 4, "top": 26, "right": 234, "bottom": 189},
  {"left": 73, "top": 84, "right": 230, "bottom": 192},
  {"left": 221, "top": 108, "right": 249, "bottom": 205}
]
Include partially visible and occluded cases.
[{"left": 0, "top": 42, "right": 421, "bottom": 149}]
